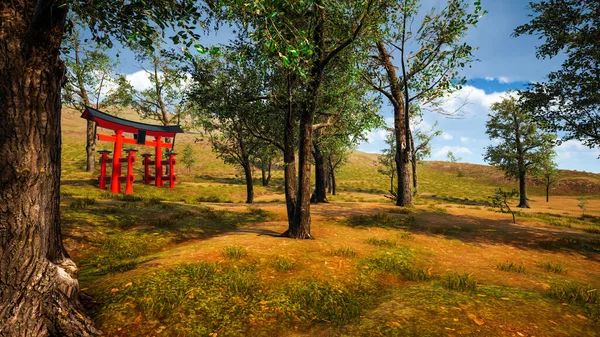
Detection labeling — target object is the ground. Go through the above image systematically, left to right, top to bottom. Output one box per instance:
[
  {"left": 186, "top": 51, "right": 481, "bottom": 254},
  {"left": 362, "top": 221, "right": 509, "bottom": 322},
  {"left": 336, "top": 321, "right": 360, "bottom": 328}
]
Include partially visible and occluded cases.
[{"left": 59, "top": 109, "right": 600, "bottom": 336}]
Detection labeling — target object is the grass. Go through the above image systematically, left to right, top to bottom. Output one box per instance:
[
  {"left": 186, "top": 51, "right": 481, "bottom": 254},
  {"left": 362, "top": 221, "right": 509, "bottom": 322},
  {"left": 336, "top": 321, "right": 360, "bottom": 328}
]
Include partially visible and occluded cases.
[
  {"left": 54, "top": 110, "right": 600, "bottom": 335},
  {"left": 366, "top": 237, "right": 397, "bottom": 247},
  {"left": 222, "top": 245, "right": 247, "bottom": 259},
  {"left": 329, "top": 247, "right": 357, "bottom": 257},
  {"left": 365, "top": 247, "right": 432, "bottom": 281},
  {"left": 272, "top": 256, "right": 296, "bottom": 272},
  {"left": 496, "top": 261, "right": 526, "bottom": 273},
  {"left": 538, "top": 261, "right": 567, "bottom": 274},
  {"left": 442, "top": 273, "right": 478, "bottom": 292}
]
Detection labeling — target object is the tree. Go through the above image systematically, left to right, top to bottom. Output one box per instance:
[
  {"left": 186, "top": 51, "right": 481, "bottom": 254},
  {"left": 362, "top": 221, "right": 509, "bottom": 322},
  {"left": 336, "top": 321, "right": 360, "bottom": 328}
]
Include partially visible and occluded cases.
[
  {"left": 223, "top": 0, "right": 383, "bottom": 238},
  {"left": 363, "top": 0, "right": 484, "bottom": 208},
  {"left": 515, "top": 0, "right": 600, "bottom": 150},
  {"left": 0, "top": 2, "right": 204, "bottom": 334},
  {"left": 62, "top": 23, "right": 121, "bottom": 172},
  {"left": 131, "top": 37, "right": 188, "bottom": 127},
  {"left": 188, "top": 48, "right": 263, "bottom": 204},
  {"left": 484, "top": 95, "right": 555, "bottom": 208},
  {"left": 411, "top": 120, "right": 442, "bottom": 195},
  {"left": 377, "top": 131, "right": 397, "bottom": 198},
  {"left": 323, "top": 141, "right": 354, "bottom": 196},
  {"left": 252, "top": 143, "right": 279, "bottom": 187},
  {"left": 181, "top": 144, "right": 197, "bottom": 173},
  {"left": 535, "top": 152, "right": 559, "bottom": 202},
  {"left": 490, "top": 188, "right": 518, "bottom": 224}
]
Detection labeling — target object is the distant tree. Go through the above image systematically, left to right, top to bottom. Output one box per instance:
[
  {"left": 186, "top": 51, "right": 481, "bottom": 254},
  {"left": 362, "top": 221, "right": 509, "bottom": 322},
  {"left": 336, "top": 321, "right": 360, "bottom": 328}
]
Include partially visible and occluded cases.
[
  {"left": 364, "top": 0, "right": 484, "bottom": 207},
  {"left": 515, "top": 0, "right": 600, "bottom": 151},
  {"left": 62, "top": 23, "right": 120, "bottom": 172},
  {"left": 131, "top": 37, "right": 188, "bottom": 127},
  {"left": 188, "top": 48, "right": 263, "bottom": 204},
  {"left": 484, "top": 95, "right": 555, "bottom": 208},
  {"left": 411, "top": 120, "right": 442, "bottom": 195},
  {"left": 377, "top": 131, "right": 397, "bottom": 199},
  {"left": 252, "top": 142, "right": 280, "bottom": 187},
  {"left": 324, "top": 142, "right": 353, "bottom": 196},
  {"left": 181, "top": 144, "right": 196, "bottom": 174},
  {"left": 447, "top": 151, "right": 460, "bottom": 163},
  {"left": 535, "top": 152, "right": 559, "bottom": 202},
  {"left": 490, "top": 188, "right": 518, "bottom": 224},
  {"left": 577, "top": 195, "right": 589, "bottom": 217}
]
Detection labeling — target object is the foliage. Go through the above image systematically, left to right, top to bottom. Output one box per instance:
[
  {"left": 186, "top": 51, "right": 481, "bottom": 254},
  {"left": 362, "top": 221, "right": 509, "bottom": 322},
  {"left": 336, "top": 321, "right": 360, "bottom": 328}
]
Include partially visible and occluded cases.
[
  {"left": 515, "top": 0, "right": 600, "bottom": 150},
  {"left": 413, "top": 120, "right": 442, "bottom": 162},
  {"left": 377, "top": 131, "right": 397, "bottom": 197},
  {"left": 181, "top": 144, "right": 197, "bottom": 173},
  {"left": 536, "top": 152, "right": 560, "bottom": 201},
  {"left": 489, "top": 188, "right": 518, "bottom": 223},
  {"left": 578, "top": 196, "right": 589, "bottom": 217}
]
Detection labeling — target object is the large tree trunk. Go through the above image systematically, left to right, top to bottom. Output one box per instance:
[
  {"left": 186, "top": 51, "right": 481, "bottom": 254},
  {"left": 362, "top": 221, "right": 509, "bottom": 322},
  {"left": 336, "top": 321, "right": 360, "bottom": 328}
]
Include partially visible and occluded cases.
[
  {"left": 0, "top": 2, "right": 100, "bottom": 335},
  {"left": 377, "top": 41, "right": 413, "bottom": 207},
  {"left": 283, "top": 72, "right": 297, "bottom": 228},
  {"left": 394, "top": 105, "right": 413, "bottom": 206},
  {"left": 311, "top": 141, "right": 328, "bottom": 203},
  {"left": 242, "top": 160, "right": 254, "bottom": 204},
  {"left": 517, "top": 171, "right": 530, "bottom": 208}
]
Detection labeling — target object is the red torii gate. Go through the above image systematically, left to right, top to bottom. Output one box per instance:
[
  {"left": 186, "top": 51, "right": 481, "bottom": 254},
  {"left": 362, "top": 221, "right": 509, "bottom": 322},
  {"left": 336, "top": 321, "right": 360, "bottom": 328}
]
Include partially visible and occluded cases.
[{"left": 81, "top": 106, "right": 184, "bottom": 194}]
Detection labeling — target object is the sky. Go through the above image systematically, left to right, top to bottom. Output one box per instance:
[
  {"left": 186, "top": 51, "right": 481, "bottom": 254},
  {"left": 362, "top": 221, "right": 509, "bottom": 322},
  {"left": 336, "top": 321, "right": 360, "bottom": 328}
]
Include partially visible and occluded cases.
[{"left": 106, "top": 0, "right": 600, "bottom": 173}]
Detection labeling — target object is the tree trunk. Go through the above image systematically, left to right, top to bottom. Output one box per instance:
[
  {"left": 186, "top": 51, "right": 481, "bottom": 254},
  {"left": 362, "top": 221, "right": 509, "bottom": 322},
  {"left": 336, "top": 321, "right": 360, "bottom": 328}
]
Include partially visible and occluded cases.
[
  {"left": 0, "top": 2, "right": 100, "bottom": 335},
  {"left": 376, "top": 41, "right": 412, "bottom": 207},
  {"left": 283, "top": 72, "right": 297, "bottom": 228},
  {"left": 394, "top": 104, "right": 413, "bottom": 206},
  {"left": 86, "top": 120, "right": 96, "bottom": 172},
  {"left": 410, "top": 132, "right": 418, "bottom": 196},
  {"left": 311, "top": 141, "right": 328, "bottom": 203},
  {"left": 266, "top": 157, "right": 272, "bottom": 186},
  {"left": 243, "top": 160, "right": 254, "bottom": 204},
  {"left": 261, "top": 162, "right": 267, "bottom": 186},
  {"left": 331, "top": 170, "right": 336, "bottom": 195},
  {"left": 517, "top": 171, "right": 530, "bottom": 208},
  {"left": 545, "top": 178, "right": 550, "bottom": 202}
]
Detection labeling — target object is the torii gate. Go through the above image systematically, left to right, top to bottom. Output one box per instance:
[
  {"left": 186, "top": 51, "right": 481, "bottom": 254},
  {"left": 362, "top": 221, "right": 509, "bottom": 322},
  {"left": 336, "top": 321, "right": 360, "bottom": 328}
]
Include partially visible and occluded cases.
[{"left": 81, "top": 106, "right": 184, "bottom": 194}]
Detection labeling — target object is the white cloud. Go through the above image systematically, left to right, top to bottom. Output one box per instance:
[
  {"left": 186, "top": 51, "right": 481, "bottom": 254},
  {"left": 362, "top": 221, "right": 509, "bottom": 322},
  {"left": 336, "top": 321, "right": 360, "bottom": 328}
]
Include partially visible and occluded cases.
[
  {"left": 126, "top": 70, "right": 154, "bottom": 91},
  {"left": 482, "top": 76, "right": 514, "bottom": 84},
  {"left": 438, "top": 85, "right": 510, "bottom": 117},
  {"left": 442, "top": 133, "right": 453, "bottom": 140},
  {"left": 460, "top": 136, "right": 470, "bottom": 143},
  {"left": 433, "top": 146, "right": 472, "bottom": 158}
]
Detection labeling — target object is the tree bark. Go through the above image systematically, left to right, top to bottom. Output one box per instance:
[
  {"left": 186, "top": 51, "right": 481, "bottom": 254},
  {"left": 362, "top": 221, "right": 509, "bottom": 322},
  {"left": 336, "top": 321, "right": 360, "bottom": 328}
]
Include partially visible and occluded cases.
[
  {"left": 0, "top": 2, "right": 100, "bottom": 335},
  {"left": 376, "top": 41, "right": 413, "bottom": 207},
  {"left": 283, "top": 72, "right": 298, "bottom": 229},
  {"left": 311, "top": 141, "right": 328, "bottom": 203},
  {"left": 411, "top": 155, "right": 418, "bottom": 197},
  {"left": 242, "top": 161, "right": 254, "bottom": 204},
  {"left": 261, "top": 163, "right": 267, "bottom": 186},
  {"left": 331, "top": 170, "right": 337, "bottom": 195},
  {"left": 517, "top": 171, "right": 530, "bottom": 208},
  {"left": 546, "top": 180, "right": 550, "bottom": 202}
]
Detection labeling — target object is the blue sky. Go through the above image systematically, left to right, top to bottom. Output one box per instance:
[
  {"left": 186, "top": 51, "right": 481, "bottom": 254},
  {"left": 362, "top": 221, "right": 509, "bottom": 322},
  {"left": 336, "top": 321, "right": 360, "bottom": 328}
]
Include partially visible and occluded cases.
[{"left": 106, "top": 0, "right": 599, "bottom": 173}]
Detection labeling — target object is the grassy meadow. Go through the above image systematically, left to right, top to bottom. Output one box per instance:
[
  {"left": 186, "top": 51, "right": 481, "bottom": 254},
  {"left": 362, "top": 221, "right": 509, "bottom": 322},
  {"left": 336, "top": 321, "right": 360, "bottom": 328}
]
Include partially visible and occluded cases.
[{"left": 60, "top": 108, "right": 600, "bottom": 336}]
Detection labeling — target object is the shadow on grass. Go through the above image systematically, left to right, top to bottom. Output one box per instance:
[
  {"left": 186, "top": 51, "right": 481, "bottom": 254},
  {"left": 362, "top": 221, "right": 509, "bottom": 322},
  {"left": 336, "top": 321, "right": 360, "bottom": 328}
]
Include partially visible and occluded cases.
[
  {"left": 420, "top": 194, "right": 489, "bottom": 206},
  {"left": 62, "top": 201, "right": 275, "bottom": 280}
]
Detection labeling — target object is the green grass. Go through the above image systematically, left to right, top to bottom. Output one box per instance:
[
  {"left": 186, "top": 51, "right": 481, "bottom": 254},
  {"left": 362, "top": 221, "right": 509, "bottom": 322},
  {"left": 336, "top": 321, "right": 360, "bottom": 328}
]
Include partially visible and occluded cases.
[
  {"left": 366, "top": 237, "right": 397, "bottom": 247},
  {"left": 222, "top": 245, "right": 248, "bottom": 259},
  {"left": 329, "top": 247, "right": 357, "bottom": 257},
  {"left": 365, "top": 247, "right": 431, "bottom": 281},
  {"left": 272, "top": 256, "right": 296, "bottom": 272},
  {"left": 496, "top": 261, "right": 526, "bottom": 273},
  {"left": 538, "top": 261, "right": 567, "bottom": 274},
  {"left": 442, "top": 273, "right": 478, "bottom": 292}
]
